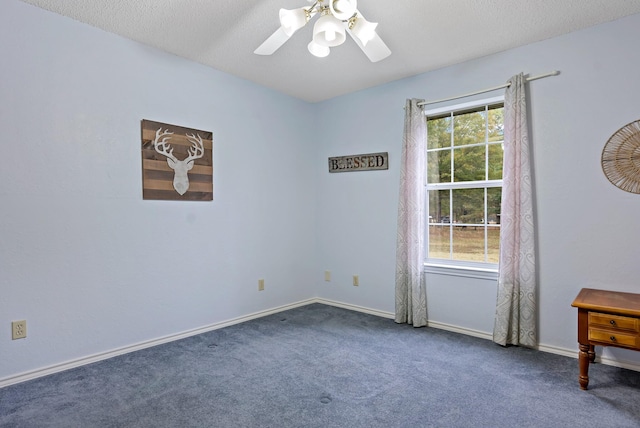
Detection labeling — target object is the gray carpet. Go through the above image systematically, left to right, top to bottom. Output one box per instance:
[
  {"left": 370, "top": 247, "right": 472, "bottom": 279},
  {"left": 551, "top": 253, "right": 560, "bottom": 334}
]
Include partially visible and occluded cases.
[{"left": 1, "top": 303, "right": 640, "bottom": 427}]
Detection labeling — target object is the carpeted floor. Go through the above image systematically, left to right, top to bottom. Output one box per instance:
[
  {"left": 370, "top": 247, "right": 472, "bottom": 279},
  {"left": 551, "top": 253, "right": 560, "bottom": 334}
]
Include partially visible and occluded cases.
[{"left": 1, "top": 303, "right": 640, "bottom": 427}]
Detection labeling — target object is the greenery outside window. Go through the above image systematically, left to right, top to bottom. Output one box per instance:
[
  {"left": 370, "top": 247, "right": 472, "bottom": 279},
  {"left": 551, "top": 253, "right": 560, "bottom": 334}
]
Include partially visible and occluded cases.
[{"left": 425, "top": 97, "right": 504, "bottom": 276}]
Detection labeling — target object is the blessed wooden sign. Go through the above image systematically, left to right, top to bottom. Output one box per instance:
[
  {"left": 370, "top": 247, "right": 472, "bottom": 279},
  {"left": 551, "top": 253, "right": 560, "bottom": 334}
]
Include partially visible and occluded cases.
[{"left": 328, "top": 152, "right": 388, "bottom": 173}]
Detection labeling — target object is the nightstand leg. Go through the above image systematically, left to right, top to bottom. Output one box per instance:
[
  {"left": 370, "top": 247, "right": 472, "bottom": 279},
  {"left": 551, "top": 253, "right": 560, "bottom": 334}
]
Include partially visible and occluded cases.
[
  {"left": 579, "top": 343, "right": 590, "bottom": 390},
  {"left": 588, "top": 345, "right": 596, "bottom": 363}
]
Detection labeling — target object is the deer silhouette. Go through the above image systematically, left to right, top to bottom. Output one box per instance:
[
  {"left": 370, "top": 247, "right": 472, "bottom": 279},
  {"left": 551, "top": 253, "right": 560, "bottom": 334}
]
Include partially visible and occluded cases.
[{"left": 152, "top": 128, "right": 205, "bottom": 195}]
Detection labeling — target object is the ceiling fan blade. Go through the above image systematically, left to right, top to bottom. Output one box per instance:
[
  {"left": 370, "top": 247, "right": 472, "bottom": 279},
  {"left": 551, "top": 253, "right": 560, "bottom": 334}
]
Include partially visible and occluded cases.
[
  {"left": 254, "top": 27, "right": 291, "bottom": 55},
  {"left": 347, "top": 28, "right": 391, "bottom": 63}
]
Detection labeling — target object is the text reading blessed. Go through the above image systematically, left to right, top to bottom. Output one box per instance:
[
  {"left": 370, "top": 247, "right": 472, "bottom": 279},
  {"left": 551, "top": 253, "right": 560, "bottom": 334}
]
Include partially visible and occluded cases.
[{"left": 328, "top": 152, "right": 388, "bottom": 173}]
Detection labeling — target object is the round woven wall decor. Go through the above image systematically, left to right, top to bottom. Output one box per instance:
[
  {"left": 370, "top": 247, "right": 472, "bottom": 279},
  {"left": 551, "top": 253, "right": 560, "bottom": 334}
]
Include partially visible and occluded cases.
[{"left": 601, "top": 119, "right": 640, "bottom": 194}]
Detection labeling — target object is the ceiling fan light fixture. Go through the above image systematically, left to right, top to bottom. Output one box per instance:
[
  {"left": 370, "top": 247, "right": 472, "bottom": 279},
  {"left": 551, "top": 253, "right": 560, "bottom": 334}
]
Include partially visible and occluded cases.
[
  {"left": 256, "top": 0, "right": 391, "bottom": 62},
  {"left": 279, "top": 7, "right": 309, "bottom": 36},
  {"left": 313, "top": 13, "right": 346, "bottom": 47},
  {"left": 350, "top": 15, "right": 377, "bottom": 46},
  {"left": 308, "top": 40, "right": 330, "bottom": 58}
]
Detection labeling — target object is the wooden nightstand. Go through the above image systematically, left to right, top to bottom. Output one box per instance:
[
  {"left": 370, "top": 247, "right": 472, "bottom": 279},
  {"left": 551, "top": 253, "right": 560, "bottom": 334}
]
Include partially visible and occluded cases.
[{"left": 571, "top": 288, "right": 640, "bottom": 390}]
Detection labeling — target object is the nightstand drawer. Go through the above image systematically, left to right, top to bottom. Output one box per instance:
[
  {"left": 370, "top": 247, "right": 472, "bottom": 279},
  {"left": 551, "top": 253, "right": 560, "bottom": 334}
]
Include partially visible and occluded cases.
[
  {"left": 588, "top": 312, "right": 640, "bottom": 332},
  {"left": 588, "top": 328, "right": 639, "bottom": 347}
]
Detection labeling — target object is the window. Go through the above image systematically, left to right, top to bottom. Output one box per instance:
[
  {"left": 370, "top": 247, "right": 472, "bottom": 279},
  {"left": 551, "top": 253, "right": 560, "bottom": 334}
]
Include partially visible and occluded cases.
[{"left": 425, "top": 97, "right": 504, "bottom": 274}]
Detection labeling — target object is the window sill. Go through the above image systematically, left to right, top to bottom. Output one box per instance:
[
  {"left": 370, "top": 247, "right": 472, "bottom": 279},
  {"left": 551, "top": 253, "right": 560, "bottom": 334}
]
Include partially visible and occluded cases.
[{"left": 424, "top": 263, "right": 498, "bottom": 280}]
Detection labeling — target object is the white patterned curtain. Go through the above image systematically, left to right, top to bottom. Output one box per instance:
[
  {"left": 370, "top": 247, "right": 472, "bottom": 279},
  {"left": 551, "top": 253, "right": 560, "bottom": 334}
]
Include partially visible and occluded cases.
[
  {"left": 493, "top": 74, "right": 537, "bottom": 347},
  {"left": 395, "top": 99, "right": 428, "bottom": 327}
]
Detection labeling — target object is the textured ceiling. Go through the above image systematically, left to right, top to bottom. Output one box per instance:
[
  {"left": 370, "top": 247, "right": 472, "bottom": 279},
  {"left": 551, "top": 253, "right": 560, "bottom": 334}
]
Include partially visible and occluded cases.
[{"left": 18, "top": 0, "right": 640, "bottom": 102}]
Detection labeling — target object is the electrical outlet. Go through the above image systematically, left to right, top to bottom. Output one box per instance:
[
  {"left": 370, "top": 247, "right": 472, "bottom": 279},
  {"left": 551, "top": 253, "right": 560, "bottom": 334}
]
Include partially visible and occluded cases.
[
  {"left": 324, "top": 271, "right": 331, "bottom": 282},
  {"left": 353, "top": 275, "right": 359, "bottom": 286},
  {"left": 258, "top": 279, "right": 265, "bottom": 291},
  {"left": 12, "top": 320, "right": 27, "bottom": 340}
]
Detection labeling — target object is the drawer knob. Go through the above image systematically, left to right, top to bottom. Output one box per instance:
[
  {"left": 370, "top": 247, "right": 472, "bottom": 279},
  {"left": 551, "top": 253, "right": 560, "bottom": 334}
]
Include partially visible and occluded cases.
[
  {"left": 610, "top": 320, "right": 616, "bottom": 326},
  {"left": 610, "top": 336, "right": 616, "bottom": 341}
]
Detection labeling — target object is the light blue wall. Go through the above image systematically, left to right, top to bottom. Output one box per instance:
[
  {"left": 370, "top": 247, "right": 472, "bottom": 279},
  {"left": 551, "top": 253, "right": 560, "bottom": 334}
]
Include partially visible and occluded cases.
[
  {"left": 0, "top": 0, "right": 317, "bottom": 380},
  {"left": 2, "top": 0, "right": 640, "bottom": 382},
  {"left": 314, "top": 13, "right": 640, "bottom": 365}
]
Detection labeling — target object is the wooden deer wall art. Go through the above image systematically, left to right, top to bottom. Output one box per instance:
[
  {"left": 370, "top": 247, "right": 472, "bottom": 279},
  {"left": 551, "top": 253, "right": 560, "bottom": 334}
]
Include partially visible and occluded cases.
[{"left": 141, "top": 120, "right": 213, "bottom": 201}]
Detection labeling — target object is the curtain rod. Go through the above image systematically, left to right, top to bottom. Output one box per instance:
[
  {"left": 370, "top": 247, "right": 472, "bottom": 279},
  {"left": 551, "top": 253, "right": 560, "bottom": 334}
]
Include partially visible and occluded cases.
[{"left": 417, "top": 70, "right": 560, "bottom": 107}]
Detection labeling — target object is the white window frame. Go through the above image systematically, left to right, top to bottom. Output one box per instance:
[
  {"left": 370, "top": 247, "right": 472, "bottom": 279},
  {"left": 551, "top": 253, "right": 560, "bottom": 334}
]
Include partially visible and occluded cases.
[{"left": 424, "top": 96, "right": 504, "bottom": 280}]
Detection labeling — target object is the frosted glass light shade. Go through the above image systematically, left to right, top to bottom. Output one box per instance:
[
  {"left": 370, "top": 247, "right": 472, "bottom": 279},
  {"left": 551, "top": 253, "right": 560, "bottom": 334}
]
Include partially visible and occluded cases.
[
  {"left": 329, "top": 0, "right": 357, "bottom": 20},
  {"left": 279, "top": 8, "right": 308, "bottom": 36},
  {"left": 313, "top": 14, "right": 346, "bottom": 47},
  {"left": 351, "top": 16, "right": 378, "bottom": 46},
  {"left": 308, "top": 41, "right": 330, "bottom": 58}
]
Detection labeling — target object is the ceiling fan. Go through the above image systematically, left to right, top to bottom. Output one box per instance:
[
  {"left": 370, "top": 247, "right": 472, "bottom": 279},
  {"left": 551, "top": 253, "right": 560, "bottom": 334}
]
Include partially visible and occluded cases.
[{"left": 255, "top": 0, "right": 391, "bottom": 62}]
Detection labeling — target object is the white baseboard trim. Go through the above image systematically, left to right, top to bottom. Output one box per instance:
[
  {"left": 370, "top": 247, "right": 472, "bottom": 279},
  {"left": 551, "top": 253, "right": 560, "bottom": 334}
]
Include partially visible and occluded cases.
[
  {"left": 3, "top": 298, "right": 639, "bottom": 388},
  {"left": 315, "top": 298, "right": 395, "bottom": 319},
  {"left": 0, "top": 299, "right": 316, "bottom": 388},
  {"left": 314, "top": 299, "right": 492, "bottom": 340},
  {"left": 426, "top": 320, "right": 493, "bottom": 341},
  {"left": 536, "top": 343, "right": 578, "bottom": 359},
  {"left": 537, "top": 343, "right": 640, "bottom": 372},
  {"left": 596, "top": 355, "right": 640, "bottom": 372}
]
